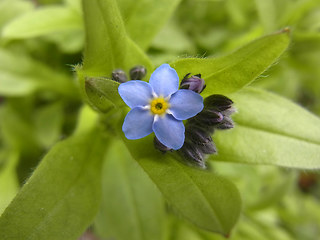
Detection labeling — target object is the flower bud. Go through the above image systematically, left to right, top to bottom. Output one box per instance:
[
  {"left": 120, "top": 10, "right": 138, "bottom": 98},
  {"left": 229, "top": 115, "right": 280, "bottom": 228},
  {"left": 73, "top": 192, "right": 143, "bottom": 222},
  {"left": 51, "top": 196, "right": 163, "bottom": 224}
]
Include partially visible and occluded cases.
[
  {"left": 130, "top": 65, "right": 147, "bottom": 80},
  {"left": 112, "top": 69, "right": 127, "bottom": 83},
  {"left": 180, "top": 73, "right": 206, "bottom": 93},
  {"left": 204, "top": 94, "right": 233, "bottom": 111},
  {"left": 192, "top": 109, "right": 224, "bottom": 126},
  {"left": 216, "top": 116, "right": 234, "bottom": 129},
  {"left": 154, "top": 137, "right": 172, "bottom": 152},
  {"left": 179, "top": 141, "right": 205, "bottom": 168}
]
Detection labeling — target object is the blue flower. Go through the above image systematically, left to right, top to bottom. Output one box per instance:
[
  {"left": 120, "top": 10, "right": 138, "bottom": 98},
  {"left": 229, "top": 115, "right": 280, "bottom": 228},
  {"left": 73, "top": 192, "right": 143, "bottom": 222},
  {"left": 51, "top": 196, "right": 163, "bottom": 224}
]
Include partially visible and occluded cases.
[{"left": 118, "top": 64, "right": 204, "bottom": 150}]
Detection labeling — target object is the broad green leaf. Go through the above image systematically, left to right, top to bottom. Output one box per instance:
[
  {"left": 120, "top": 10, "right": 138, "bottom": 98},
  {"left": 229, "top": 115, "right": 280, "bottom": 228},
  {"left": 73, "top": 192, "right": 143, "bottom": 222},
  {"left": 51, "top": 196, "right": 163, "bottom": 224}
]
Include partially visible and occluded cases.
[
  {"left": 81, "top": 0, "right": 152, "bottom": 76},
  {"left": 120, "top": 0, "right": 182, "bottom": 50},
  {"left": 2, "top": 6, "right": 82, "bottom": 39},
  {"left": 170, "top": 29, "right": 290, "bottom": 96},
  {"left": 0, "top": 49, "right": 77, "bottom": 97},
  {"left": 85, "top": 77, "right": 125, "bottom": 112},
  {"left": 211, "top": 87, "right": 320, "bottom": 169},
  {"left": 0, "top": 129, "right": 107, "bottom": 240},
  {"left": 121, "top": 136, "right": 241, "bottom": 235},
  {"left": 95, "top": 140, "right": 165, "bottom": 240}
]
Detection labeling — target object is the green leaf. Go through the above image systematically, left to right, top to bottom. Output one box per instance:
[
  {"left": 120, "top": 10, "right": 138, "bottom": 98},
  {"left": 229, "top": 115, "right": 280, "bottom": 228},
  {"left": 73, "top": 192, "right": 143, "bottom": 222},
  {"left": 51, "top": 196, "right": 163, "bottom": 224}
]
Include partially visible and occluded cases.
[
  {"left": 79, "top": 0, "right": 153, "bottom": 103},
  {"left": 81, "top": 0, "right": 152, "bottom": 76},
  {"left": 120, "top": 0, "right": 182, "bottom": 50},
  {"left": 2, "top": 6, "right": 82, "bottom": 39},
  {"left": 170, "top": 29, "right": 290, "bottom": 96},
  {"left": 0, "top": 49, "right": 77, "bottom": 97},
  {"left": 85, "top": 77, "right": 125, "bottom": 112},
  {"left": 212, "top": 87, "right": 320, "bottom": 169},
  {"left": 0, "top": 129, "right": 107, "bottom": 240},
  {"left": 122, "top": 136, "right": 241, "bottom": 235},
  {"left": 95, "top": 140, "right": 165, "bottom": 240}
]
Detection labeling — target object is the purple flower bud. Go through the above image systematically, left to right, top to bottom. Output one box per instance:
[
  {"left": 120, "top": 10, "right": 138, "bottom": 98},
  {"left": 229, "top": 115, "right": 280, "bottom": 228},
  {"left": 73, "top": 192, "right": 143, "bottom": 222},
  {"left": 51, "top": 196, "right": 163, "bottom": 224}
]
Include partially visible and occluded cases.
[
  {"left": 130, "top": 65, "right": 147, "bottom": 80},
  {"left": 112, "top": 69, "right": 127, "bottom": 83},
  {"left": 180, "top": 73, "right": 206, "bottom": 93},
  {"left": 204, "top": 94, "right": 233, "bottom": 111},
  {"left": 216, "top": 116, "right": 234, "bottom": 129},
  {"left": 179, "top": 141, "right": 206, "bottom": 168}
]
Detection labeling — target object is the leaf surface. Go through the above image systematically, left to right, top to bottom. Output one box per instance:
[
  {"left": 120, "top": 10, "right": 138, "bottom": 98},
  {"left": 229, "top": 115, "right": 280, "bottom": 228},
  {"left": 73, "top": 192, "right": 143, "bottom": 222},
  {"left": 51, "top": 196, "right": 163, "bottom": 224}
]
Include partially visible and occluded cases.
[
  {"left": 170, "top": 30, "right": 290, "bottom": 96},
  {"left": 212, "top": 87, "right": 320, "bottom": 169},
  {"left": 0, "top": 129, "right": 106, "bottom": 240},
  {"left": 95, "top": 140, "right": 165, "bottom": 240}
]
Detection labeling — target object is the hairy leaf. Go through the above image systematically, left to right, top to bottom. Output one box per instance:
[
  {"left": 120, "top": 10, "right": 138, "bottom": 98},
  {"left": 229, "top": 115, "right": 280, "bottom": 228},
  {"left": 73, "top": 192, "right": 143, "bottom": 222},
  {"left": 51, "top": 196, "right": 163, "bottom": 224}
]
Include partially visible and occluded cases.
[
  {"left": 170, "top": 29, "right": 290, "bottom": 96},
  {"left": 212, "top": 87, "right": 320, "bottom": 169},
  {"left": 0, "top": 129, "right": 106, "bottom": 240},
  {"left": 122, "top": 136, "right": 241, "bottom": 235},
  {"left": 95, "top": 140, "right": 165, "bottom": 240}
]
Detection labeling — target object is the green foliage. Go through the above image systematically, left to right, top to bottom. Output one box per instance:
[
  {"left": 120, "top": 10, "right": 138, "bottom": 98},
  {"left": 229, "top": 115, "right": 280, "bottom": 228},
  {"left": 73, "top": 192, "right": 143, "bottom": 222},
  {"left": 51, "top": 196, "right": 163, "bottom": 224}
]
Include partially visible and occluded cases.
[
  {"left": 0, "top": 0, "right": 320, "bottom": 239},
  {"left": 118, "top": 0, "right": 182, "bottom": 50},
  {"left": 2, "top": 6, "right": 82, "bottom": 39},
  {"left": 171, "top": 30, "right": 290, "bottom": 96},
  {"left": 212, "top": 87, "right": 320, "bottom": 169},
  {"left": 0, "top": 128, "right": 107, "bottom": 240},
  {"left": 95, "top": 140, "right": 165, "bottom": 240}
]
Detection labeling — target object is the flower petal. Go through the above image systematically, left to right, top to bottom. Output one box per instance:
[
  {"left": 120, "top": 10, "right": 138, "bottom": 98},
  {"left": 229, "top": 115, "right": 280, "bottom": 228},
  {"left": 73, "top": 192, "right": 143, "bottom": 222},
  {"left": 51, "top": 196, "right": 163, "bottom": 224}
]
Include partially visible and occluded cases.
[
  {"left": 149, "top": 64, "right": 179, "bottom": 97},
  {"left": 118, "top": 80, "right": 153, "bottom": 108},
  {"left": 169, "top": 89, "right": 204, "bottom": 120},
  {"left": 122, "top": 107, "right": 154, "bottom": 139},
  {"left": 153, "top": 114, "right": 185, "bottom": 150}
]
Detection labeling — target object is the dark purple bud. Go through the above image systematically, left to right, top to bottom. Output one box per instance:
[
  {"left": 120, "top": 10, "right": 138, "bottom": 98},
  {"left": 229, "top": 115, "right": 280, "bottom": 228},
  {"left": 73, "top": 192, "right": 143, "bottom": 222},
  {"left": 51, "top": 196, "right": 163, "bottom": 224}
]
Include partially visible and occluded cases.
[
  {"left": 130, "top": 65, "right": 147, "bottom": 80},
  {"left": 112, "top": 69, "right": 127, "bottom": 83},
  {"left": 180, "top": 73, "right": 206, "bottom": 93},
  {"left": 204, "top": 94, "right": 233, "bottom": 111},
  {"left": 221, "top": 106, "right": 237, "bottom": 116},
  {"left": 193, "top": 109, "right": 224, "bottom": 126},
  {"left": 216, "top": 116, "right": 234, "bottom": 130},
  {"left": 185, "top": 125, "right": 213, "bottom": 145},
  {"left": 154, "top": 137, "right": 172, "bottom": 153},
  {"left": 198, "top": 141, "right": 217, "bottom": 154},
  {"left": 179, "top": 142, "right": 206, "bottom": 168}
]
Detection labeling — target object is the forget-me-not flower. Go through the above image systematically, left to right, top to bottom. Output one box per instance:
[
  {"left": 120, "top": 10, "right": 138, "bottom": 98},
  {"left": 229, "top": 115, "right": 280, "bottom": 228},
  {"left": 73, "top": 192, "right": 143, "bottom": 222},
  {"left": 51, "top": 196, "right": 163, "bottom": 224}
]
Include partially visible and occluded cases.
[{"left": 118, "top": 64, "right": 204, "bottom": 150}]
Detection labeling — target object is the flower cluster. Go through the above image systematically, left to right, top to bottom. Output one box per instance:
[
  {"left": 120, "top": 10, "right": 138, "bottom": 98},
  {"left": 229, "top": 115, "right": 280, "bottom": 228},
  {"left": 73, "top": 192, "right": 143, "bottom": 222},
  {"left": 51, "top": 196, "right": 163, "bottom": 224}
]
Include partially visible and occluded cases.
[
  {"left": 117, "top": 63, "right": 235, "bottom": 168},
  {"left": 118, "top": 64, "right": 204, "bottom": 150},
  {"left": 179, "top": 94, "right": 235, "bottom": 168}
]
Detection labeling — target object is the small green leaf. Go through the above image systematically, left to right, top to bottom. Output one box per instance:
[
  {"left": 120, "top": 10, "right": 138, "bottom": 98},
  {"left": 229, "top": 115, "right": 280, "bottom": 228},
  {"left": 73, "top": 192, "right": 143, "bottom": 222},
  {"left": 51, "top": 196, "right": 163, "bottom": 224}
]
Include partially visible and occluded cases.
[
  {"left": 120, "top": 0, "right": 182, "bottom": 50},
  {"left": 2, "top": 6, "right": 82, "bottom": 39},
  {"left": 170, "top": 29, "right": 290, "bottom": 96},
  {"left": 85, "top": 77, "right": 125, "bottom": 112},
  {"left": 212, "top": 87, "right": 320, "bottom": 169},
  {"left": 0, "top": 129, "right": 107, "bottom": 240},
  {"left": 122, "top": 136, "right": 241, "bottom": 235},
  {"left": 95, "top": 140, "right": 165, "bottom": 240}
]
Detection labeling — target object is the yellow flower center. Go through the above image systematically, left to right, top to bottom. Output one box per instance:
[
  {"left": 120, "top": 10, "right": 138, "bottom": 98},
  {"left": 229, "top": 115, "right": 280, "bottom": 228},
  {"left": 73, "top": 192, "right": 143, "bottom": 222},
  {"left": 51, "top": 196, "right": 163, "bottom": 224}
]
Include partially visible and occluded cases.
[{"left": 150, "top": 97, "right": 169, "bottom": 115}]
